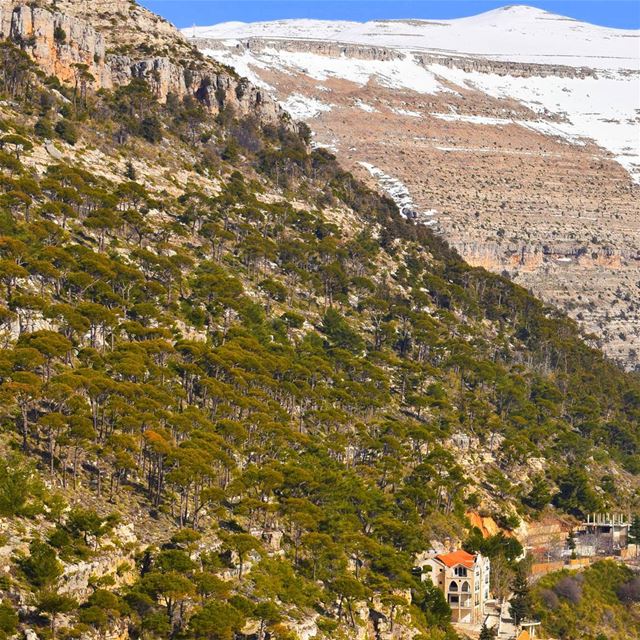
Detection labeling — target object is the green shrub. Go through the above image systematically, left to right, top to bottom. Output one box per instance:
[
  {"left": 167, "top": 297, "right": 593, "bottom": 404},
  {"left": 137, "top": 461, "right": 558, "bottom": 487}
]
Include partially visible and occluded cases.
[
  {"left": 53, "top": 26, "right": 67, "bottom": 44},
  {"left": 140, "top": 116, "right": 162, "bottom": 143},
  {"left": 35, "top": 118, "right": 54, "bottom": 139},
  {"left": 55, "top": 119, "right": 78, "bottom": 145},
  {"left": 0, "top": 455, "right": 44, "bottom": 518},
  {"left": 17, "top": 540, "right": 62, "bottom": 588},
  {"left": 0, "top": 601, "right": 18, "bottom": 640}
]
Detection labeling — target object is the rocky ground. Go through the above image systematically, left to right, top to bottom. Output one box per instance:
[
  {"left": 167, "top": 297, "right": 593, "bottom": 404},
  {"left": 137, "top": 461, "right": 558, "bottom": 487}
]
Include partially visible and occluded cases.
[{"left": 191, "top": 28, "right": 640, "bottom": 369}]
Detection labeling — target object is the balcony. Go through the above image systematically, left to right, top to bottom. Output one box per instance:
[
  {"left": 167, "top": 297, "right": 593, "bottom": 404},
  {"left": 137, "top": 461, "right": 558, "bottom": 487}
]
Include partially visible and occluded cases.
[{"left": 448, "top": 595, "right": 473, "bottom": 609}]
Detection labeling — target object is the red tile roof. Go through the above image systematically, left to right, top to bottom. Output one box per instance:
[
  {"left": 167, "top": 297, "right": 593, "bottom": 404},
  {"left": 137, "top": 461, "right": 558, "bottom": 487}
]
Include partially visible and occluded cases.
[{"left": 435, "top": 549, "right": 476, "bottom": 568}]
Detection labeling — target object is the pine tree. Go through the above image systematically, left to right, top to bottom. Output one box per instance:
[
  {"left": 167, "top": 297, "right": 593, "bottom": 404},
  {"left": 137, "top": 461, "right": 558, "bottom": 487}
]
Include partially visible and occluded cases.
[
  {"left": 125, "top": 159, "right": 137, "bottom": 181},
  {"left": 567, "top": 530, "right": 577, "bottom": 559},
  {"left": 18, "top": 540, "right": 62, "bottom": 588},
  {"left": 509, "top": 566, "right": 532, "bottom": 627},
  {"left": 35, "top": 591, "right": 77, "bottom": 638},
  {"left": 479, "top": 622, "right": 497, "bottom": 640}
]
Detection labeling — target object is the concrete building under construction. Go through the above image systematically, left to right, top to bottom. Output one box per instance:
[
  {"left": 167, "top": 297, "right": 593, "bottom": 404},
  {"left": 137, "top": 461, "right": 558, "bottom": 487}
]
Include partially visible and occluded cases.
[{"left": 575, "top": 513, "right": 630, "bottom": 556}]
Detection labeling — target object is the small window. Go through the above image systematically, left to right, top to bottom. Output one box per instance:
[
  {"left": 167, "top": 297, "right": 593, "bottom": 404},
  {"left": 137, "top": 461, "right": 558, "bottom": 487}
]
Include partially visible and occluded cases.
[
  {"left": 449, "top": 581, "right": 458, "bottom": 591},
  {"left": 461, "top": 581, "right": 470, "bottom": 592},
  {"left": 449, "top": 595, "right": 459, "bottom": 604}
]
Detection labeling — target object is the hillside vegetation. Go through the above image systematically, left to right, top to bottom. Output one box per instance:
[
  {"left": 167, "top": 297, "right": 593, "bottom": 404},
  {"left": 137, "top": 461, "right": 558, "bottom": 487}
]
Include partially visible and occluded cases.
[
  {"left": 0, "top": 11, "right": 639, "bottom": 640},
  {"left": 532, "top": 561, "right": 640, "bottom": 639}
]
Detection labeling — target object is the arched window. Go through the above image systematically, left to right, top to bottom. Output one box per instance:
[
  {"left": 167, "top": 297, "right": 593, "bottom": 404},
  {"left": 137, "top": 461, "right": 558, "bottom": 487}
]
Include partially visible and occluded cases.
[
  {"left": 449, "top": 581, "right": 458, "bottom": 591},
  {"left": 461, "top": 581, "right": 470, "bottom": 592}
]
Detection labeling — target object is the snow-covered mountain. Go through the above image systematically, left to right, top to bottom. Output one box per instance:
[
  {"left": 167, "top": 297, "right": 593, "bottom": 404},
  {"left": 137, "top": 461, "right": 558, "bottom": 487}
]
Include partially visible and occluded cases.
[
  {"left": 185, "top": 5, "right": 640, "bottom": 367},
  {"left": 186, "top": 5, "right": 639, "bottom": 181},
  {"left": 189, "top": 5, "right": 639, "bottom": 70}
]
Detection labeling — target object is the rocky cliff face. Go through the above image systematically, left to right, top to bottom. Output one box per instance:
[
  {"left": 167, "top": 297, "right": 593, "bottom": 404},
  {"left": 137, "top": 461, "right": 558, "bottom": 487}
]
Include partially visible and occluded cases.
[
  {"left": 0, "top": 0, "right": 285, "bottom": 123},
  {"left": 0, "top": 1, "right": 110, "bottom": 86},
  {"left": 194, "top": 36, "right": 406, "bottom": 64},
  {"left": 195, "top": 36, "right": 595, "bottom": 79}
]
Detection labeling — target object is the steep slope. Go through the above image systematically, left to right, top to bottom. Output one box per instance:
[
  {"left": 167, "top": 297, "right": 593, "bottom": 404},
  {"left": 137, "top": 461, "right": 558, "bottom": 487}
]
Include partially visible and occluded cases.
[
  {"left": 0, "top": 0, "right": 284, "bottom": 122},
  {"left": 0, "top": 3, "right": 640, "bottom": 640},
  {"left": 188, "top": 6, "right": 640, "bottom": 369}
]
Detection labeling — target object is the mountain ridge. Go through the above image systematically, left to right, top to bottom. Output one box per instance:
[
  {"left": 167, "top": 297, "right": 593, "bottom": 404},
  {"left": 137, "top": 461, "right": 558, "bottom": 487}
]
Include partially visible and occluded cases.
[
  {"left": 187, "top": 4, "right": 640, "bottom": 71},
  {"left": 188, "top": 4, "right": 640, "bottom": 369}
]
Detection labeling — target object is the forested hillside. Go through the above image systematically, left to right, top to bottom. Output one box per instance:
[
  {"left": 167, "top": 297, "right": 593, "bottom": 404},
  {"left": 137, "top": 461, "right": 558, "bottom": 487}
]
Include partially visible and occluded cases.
[
  {"left": 0, "top": 3, "right": 639, "bottom": 639},
  {"left": 532, "top": 561, "right": 640, "bottom": 639}
]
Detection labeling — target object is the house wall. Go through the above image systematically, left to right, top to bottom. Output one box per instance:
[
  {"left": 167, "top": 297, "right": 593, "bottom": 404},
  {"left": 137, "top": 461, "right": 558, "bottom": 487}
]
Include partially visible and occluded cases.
[{"left": 422, "top": 554, "right": 490, "bottom": 624}]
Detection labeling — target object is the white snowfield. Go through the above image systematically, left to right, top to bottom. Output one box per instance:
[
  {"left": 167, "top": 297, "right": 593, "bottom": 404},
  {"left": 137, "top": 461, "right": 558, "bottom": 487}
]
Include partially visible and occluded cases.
[
  {"left": 188, "top": 6, "right": 640, "bottom": 181},
  {"left": 188, "top": 6, "right": 639, "bottom": 71}
]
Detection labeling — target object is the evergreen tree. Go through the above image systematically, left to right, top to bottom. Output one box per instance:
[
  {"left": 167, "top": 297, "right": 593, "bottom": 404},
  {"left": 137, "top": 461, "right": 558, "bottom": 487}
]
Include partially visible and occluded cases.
[
  {"left": 125, "top": 160, "right": 137, "bottom": 181},
  {"left": 567, "top": 530, "right": 577, "bottom": 559},
  {"left": 18, "top": 540, "right": 62, "bottom": 588},
  {"left": 509, "top": 566, "right": 532, "bottom": 627},
  {"left": 35, "top": 591, "right": 77, "bottom": 638},
  {"left": 479, "top": 622, "right": 497, "bottom": 640}
]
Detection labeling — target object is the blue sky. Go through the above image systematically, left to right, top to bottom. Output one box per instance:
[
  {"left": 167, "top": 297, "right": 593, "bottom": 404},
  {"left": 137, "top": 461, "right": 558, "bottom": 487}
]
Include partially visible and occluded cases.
[{"left": 139, "top": 1, "right": 640, "bottom": 29}]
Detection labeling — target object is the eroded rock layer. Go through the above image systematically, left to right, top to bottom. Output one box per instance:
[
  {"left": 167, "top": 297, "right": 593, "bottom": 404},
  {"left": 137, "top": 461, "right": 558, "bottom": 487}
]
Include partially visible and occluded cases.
[
  {"left": 0, "top": 0, "right": 286, "bottom": 123},
  {"left": 190, "top": 10, "right": 640, "bottom": 367}
]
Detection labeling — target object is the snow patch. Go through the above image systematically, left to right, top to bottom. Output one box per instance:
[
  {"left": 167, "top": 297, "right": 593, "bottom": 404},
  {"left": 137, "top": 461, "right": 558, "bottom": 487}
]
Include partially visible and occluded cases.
[
  {"left": 189, "top": 7, "right": 640, "bottom": 71},
  {"left": 203, "top": 47, "right": 451, "bottom": 95},
  {"left": 200, "top": 48, "right": 274, "bottom": 90},
  {"left": 430, "top": 63, "right": 640, "bottom": 181},
  {"left": 280, "top": 93, "right": 333, "bottom": 120},
  {"left": 355, "top": 99, "right": 377, "bottom": 113},
  {"left": 391, "top": 107, "right": 422, "bottom": 118},
  {"left": 431, "top": 112, "right": 589, "bottom": 146},
  {"left": 431, "top": 113, "right": 512, "bottom": 126},
  {"left": 516, "top": 120, "right": 587, "bottom": 146},
  {"left": 311, "top": 140, "right": 339, "bottom": 154},
  {"left": 358, "top": 161, "right": 439, "bottom": 226},
  {"left": 359, "top": 161, "right": 414, "bottom": 212}
]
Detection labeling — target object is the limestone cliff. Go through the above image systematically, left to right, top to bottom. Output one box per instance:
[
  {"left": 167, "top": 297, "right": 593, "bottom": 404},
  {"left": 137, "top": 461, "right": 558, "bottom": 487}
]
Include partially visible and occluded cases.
[
  {"left": 0, "top": 0, "right": 286, "bottom": 123},
  {"left": 194, "top": 36, "right": 595, "bottom": 79}
]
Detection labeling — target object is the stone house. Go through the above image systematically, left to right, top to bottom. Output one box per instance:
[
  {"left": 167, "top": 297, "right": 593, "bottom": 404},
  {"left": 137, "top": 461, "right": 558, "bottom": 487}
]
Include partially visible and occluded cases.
[{"left": 419, "top": 549, "right": 491, "bottom": 624}]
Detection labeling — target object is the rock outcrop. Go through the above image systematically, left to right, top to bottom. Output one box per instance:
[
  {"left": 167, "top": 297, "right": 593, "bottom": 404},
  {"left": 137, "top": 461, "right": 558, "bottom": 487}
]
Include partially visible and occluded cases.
[
  {"left": 0, "top": 0, "right": 286, "bottom": 123},
  {"left": 0, "top": 2, "right": 110, "bottom": 85},
  {"left": 197, "top": 36, "right": 595, "bottom": 79}
]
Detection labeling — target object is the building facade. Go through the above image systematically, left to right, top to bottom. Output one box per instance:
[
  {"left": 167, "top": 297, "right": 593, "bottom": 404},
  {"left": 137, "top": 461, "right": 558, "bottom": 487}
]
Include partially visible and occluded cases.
[
  {"left": 575, "top": 513, "right": 630, "bottom": 555},
  {"left": 420, "top": 550, "right": 491, "bottom": 624}
]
